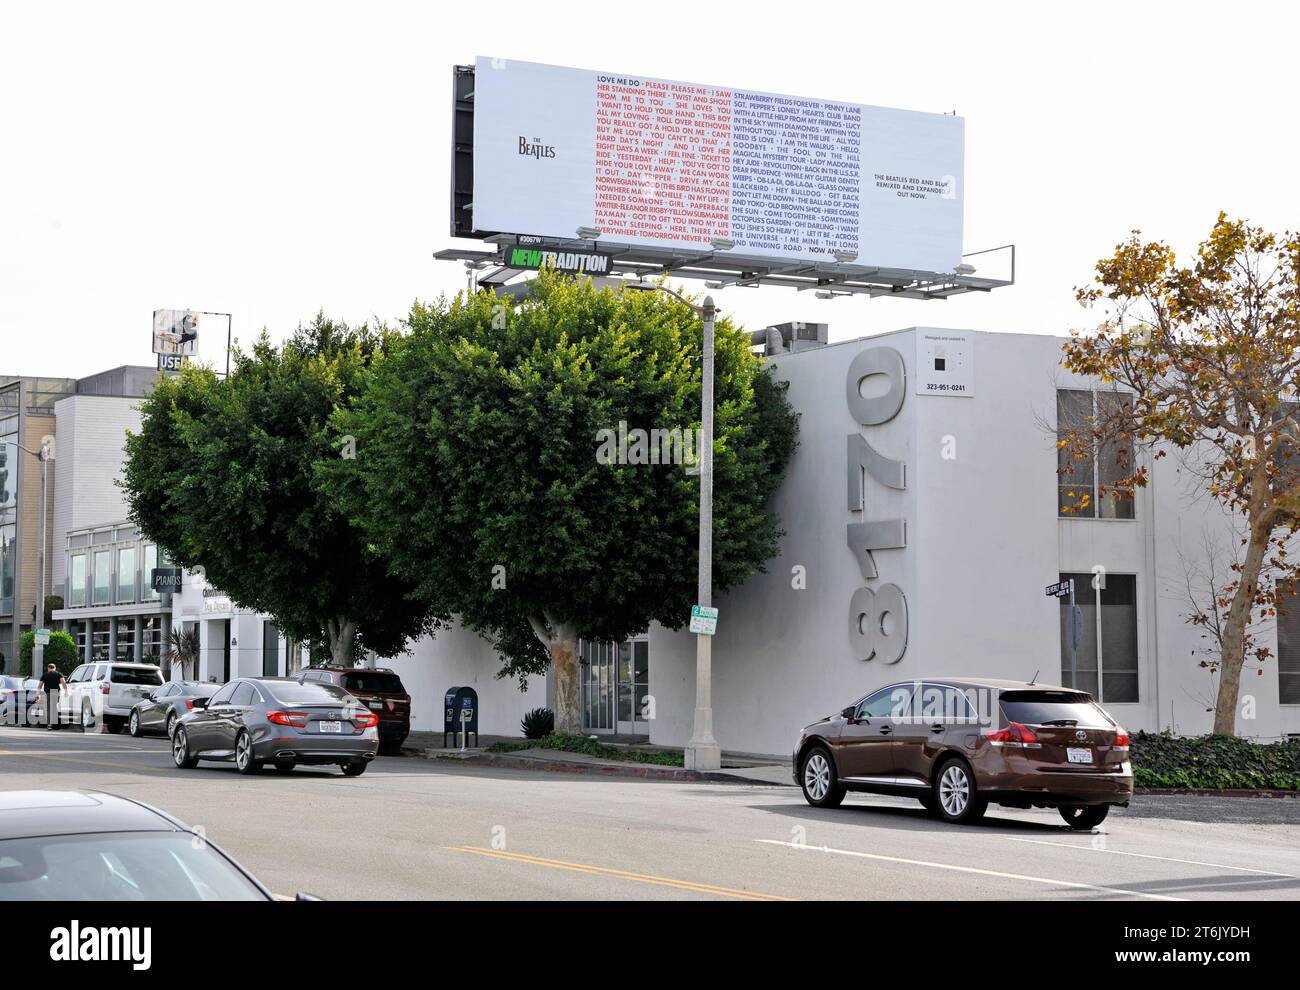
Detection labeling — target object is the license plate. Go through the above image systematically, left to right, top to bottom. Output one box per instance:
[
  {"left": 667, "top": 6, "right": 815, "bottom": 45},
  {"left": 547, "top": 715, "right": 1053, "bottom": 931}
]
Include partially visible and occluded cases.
[
  {"left": 368, "top": 701, "right": 383, "bottom": 710},
  {"left": 319, "top": 720, "right": 342, "bottom": 733},
  {"left": 1067, "top": 747, "right": 1093, "bottom": 764}
]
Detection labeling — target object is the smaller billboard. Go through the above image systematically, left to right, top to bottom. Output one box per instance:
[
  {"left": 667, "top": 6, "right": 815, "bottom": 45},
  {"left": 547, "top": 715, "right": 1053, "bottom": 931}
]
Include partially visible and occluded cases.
[
  {"left": 504, "top": 244, "right": 614, "bottom": 275},
  {"left": 152, "top": 309, "right": 200, "bottom": 356}
]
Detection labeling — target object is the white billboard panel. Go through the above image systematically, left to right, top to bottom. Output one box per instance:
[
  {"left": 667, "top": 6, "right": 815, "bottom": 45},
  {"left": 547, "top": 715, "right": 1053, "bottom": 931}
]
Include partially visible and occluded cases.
[{"left": 472, "top": 57, "right": 965, "bottom": 273}]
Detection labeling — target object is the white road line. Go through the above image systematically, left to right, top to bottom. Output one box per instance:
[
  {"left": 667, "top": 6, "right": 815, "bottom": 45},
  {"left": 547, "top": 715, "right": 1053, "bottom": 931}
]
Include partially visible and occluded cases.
[
  {"left": 1003, "top": 836, "right": 1297, "bottom": 878},
  {"left": 754, "top": 839, "right": 1186, "bottom": 901}
]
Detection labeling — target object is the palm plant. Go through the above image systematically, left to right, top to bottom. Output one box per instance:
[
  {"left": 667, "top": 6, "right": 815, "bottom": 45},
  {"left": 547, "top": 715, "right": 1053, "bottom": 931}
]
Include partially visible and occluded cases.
[{"left": 164, "top": 626, "right": 201, "bottom": 681}]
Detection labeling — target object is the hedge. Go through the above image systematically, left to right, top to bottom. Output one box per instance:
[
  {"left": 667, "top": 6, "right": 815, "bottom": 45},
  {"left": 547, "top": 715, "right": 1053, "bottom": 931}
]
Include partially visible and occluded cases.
[
  {"left": 17, "top": 630, "right": 80, "bottom": 677},
  {"left": 1131, "top": 731, "right": 1300, "bottom": 791}
]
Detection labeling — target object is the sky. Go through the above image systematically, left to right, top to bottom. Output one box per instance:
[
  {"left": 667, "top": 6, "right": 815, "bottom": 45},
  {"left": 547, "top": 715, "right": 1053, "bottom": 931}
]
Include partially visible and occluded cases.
[{"left": 2, "top": 0, "right": 1297, "bottom": 378}]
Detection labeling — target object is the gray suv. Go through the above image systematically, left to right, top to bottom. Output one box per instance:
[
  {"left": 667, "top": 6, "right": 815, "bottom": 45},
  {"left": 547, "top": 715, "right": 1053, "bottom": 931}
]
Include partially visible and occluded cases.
[{"left": 171, "top": 677, "right": 380, "bottom": 776}]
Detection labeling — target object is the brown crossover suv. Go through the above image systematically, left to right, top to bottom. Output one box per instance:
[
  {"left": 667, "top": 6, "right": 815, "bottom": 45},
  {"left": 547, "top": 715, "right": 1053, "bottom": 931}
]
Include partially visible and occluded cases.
[
  {"left": 295, "top": 666, "right": 411, "bottom": 754},
  {"left": 794, "top": 678, "right": 1133, "bottom": 829}
]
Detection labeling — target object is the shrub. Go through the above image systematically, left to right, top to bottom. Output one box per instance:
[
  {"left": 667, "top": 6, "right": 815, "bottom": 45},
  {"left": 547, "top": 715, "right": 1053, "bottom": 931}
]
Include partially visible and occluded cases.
[
  {"left": 18, "top": 630, "right": 80, "bottom": 677},
  {"left": 520, "top": 707, "right": 555, "bottom": 739},
  {"left": 1131, "top": 730, "right": 1300, "bottom": 790}
]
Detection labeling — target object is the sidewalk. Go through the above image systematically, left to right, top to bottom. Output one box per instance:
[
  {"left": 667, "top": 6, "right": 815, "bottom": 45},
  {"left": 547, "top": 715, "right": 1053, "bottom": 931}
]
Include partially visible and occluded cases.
[{"left": 404, "top": 730, "right": 794, "bottom": 786}]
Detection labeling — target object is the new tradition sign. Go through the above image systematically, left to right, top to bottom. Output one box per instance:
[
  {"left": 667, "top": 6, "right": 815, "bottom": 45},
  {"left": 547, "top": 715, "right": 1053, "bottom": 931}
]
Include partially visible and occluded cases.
[{"left": 471, "top": 58, "right": 965, "bottom": 273}]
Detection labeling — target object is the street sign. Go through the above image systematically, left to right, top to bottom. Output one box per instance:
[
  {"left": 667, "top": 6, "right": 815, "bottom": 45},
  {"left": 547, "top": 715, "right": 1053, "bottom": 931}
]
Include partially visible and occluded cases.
[
  {"left": 152, "top": 567, "right": 183, "bottom": 593},
  {"left": 1045, "top": 580, "right": 1072, "bottom": 598},
  {"left": 689, "top": 604, "right": 718, "bottom": 636},
  {"left": 34, "top": 629, "right": 50, "bottom": 646}
]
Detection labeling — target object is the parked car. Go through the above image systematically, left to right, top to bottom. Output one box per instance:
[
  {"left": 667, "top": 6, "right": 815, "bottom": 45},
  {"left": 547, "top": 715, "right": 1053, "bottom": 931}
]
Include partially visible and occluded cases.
[
  {"left": 64, "top": 661, "right": 166, "bottom": 733},
  {"left": 294, "top": 665, "right": 410, "bottom": 754},
  {"left": 0, "top": 676, "right": 39, "bottom": 726},
  {"left": 171, "top": 676, "right": 379, "bottom": 776},
  {"left": 793, "top": 678, "right": 1133, "bottom": 829},
  {"left": 128, "top": 681, "right": 221, "bottom": 738},
  {"left": 0, "top": 790, "right": 277, "bottom": 900}
]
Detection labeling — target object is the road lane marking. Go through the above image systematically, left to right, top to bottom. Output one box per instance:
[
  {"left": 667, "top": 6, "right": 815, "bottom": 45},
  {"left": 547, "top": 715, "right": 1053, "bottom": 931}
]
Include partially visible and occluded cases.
[
  {"left": 0, "top": 750, "right": 167, "bottom": 772},
  {"left": 1003, "top": 836, "right": 1298, "bottom": 878},
  {"left": 754, "top": 839, "right": 1186, "bottom": 901},
  {"left": 447, "top": 845, "right": 790, "bottom": 900}
]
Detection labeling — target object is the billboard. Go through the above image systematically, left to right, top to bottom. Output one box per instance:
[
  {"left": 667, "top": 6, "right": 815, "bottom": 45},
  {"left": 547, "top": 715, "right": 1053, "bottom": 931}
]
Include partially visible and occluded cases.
[
  {"left": 471, "top": 57, "right": 965, "bottom": 273},
  {"left": 152, "top": 309, "right": 200, "bottom": 356}
]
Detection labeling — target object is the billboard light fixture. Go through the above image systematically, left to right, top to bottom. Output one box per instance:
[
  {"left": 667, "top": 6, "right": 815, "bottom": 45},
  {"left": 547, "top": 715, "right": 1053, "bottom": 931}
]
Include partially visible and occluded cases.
[
  {"left": 575, "top": 226, "right": 601, "bottom": 240},
  {"left": 709, "top": 237, "right": 735, "bottom": 252},
  {"left": 833, "top": 250, "right": 858, "bottom": 264},
  {"left": 954, "top": 263, "right": 977, "bottom": 275}
]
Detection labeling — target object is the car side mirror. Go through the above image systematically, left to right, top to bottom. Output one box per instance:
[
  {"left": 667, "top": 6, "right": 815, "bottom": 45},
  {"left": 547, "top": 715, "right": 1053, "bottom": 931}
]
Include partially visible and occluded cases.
[
  {"left": 191, "top": 698, "right": 209, "bottom": 710},
  {"left": 841, "top": 706, "right": 856, "bottom": 720}
]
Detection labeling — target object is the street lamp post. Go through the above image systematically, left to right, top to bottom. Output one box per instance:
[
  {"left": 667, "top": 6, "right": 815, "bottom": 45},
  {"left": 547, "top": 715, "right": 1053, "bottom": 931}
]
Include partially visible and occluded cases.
[{"left": 636, "top": 283, "right": 722, "bottom": 770}]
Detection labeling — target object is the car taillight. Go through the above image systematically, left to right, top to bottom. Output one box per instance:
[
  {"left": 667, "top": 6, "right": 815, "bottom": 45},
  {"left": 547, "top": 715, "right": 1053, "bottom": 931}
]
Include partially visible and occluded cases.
[
  {"left": 101, "top": 683, "right": 110, "bottom": 694},
  {"left": 185, "top": 699, "right": 195, "bottom": 709},
  {"left": 267, "top": 711, "right": 309, "bottom": 727},
  {"left": 352, "top": 712, "right": 379, "bottom": 728},
  {"left": 984, "top": 721, "right": 1041, "bottom": 747},
  {"left": 1114, "top": 728, "right": 1130, "bottom": 749}
]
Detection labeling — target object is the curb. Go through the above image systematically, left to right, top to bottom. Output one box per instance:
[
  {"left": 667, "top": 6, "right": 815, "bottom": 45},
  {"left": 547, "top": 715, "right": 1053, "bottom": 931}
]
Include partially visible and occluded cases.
[
  {"left": 411, "top": 748, "right": 788, "bottom": 785},
  {"left": 1135, "top": 787, "right": 1300, "bottom": 799}
]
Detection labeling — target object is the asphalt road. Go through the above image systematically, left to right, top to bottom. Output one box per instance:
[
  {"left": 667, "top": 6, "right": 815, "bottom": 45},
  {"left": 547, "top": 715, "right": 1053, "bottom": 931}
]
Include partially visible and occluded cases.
[{"left": 1, "top": 724, "right": 1297, "bottom": 901}]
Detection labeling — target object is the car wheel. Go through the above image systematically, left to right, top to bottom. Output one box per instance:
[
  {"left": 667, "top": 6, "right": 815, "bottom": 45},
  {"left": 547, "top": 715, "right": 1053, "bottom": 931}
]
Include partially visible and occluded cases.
[
  {"left": 80, "top": 702, "right": 95, "bottom": 731},
  {"left": 128, "top": 711, "right": 142, "bottom": 737},
  {"left": 165, "top": 712, "right": 177, "bottom": 739},
  {"left": 172, "top": 727, "right": 199, "bottom": 769},
  {"left": 234, "top": 731, "right": 261, "bottom": 775},
  {"left": 799, "top": 746, "right": 845, "bottom": 808},
  {"left": 934, "top": 757, "right": 987, "bottom": 825},
  {"left": 341, "top": 761, "right": 367, "bottom": 777},
  {"left": 1059, "top": 805, "right": 1110, "bottom": 830}
]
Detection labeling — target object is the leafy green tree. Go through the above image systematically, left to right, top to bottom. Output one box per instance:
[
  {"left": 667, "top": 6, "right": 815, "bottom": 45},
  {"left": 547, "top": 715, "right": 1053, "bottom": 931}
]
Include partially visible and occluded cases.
[
  {"left": 332, "top": 272, "right": 798, "bottom": 732},
  {"left": 122, "top": 316, "right": 442, "bottom": 665},
  {"left": 20, "top": 630, "right": 78, "bottom": 676}
]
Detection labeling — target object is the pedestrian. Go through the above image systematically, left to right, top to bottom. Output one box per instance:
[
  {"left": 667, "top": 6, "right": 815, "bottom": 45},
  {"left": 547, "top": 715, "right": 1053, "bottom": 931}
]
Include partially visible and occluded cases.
[
  {"left": 0, "top": 649, "right": 6, "bottom": 674},
  {"left": 38, "top": 663, "right": 66, "bottom": 731}
]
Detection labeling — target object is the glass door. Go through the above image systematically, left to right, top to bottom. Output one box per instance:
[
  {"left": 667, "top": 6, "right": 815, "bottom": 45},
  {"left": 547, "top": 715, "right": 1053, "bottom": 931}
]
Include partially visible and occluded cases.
[
  {"left": 616, "top": 639, "right": 650, "bottom": 736},
  {"left": 580, "top": 640, "right": 615, "bottom": 733}
]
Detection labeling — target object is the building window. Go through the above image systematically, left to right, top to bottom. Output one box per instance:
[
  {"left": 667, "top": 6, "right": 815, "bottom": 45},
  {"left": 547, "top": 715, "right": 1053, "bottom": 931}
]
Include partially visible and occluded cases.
[
  {"left": 1057, "top": 389, "right": 1135, "bottom": 519},
  {"left": 0, "top": 524, "right": 14, "bottom": 617},
  {"left": 117, "top": 546, "right": 137, "bottom": 603},
  {"left": 92, "top": 551, "right": 110, "bottom": 605},
  {"left": 69, "top": 553, "right": 87, "bottom": 607},
  {"left": 1059, "top": 572, "right": 1139, "bottom": 703},
  {"left": 1277, "top": 582, "right": 1300, "bottom": 705},
  {"left": 142, "top": 616, "right": 165, "bottom": 664},
  {"left": 115, "top": 617, "right": 137, "bottom": 661},
  {"left": 91, "top": 619, "right": 111, "bottom": 661},
  {"left": 75, "top": 621, "right": 87, "bottom": 659}
]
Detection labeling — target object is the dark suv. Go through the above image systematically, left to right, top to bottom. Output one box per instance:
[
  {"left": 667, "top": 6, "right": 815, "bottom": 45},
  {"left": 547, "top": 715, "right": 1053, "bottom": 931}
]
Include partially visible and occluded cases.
[
  {"left": 294, "top": 666, "right": 410, "bottom": 754},
  {"left": 793, "top": 678, "right": 1133, "bottom": 829}
]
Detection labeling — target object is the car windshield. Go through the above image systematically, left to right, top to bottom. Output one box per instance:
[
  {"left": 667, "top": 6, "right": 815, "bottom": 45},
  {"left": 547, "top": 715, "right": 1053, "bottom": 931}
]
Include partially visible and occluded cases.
[
  {"left": 112, "top": 667, "right": 165, "bottom": 686},
  {"left": 341, "top": 672, "right": 405, "bottom": 694},
  {"left": 265, "top": 681, "right": 352, "bottom": 705},
  {"left": 184, "top": 683, "right": 220, "bottom": 698},
  {"left": 999, "top": 691, "right": 1113, "bottom": 728},
  {"left": 0, "top": 832, "right": 267, "bottom": 901}
]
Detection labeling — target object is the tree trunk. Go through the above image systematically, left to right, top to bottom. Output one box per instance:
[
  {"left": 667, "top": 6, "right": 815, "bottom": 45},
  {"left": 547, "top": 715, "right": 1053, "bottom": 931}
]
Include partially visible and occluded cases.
[
  {"left": 1213, "top": 522, "right": 1268, "bottom": 735},
  {"left": 325, "top": 617, "right": 358, "bottom": 667},
  {"left": 546, "top": 620, "right": 581, "bottom": 735}
]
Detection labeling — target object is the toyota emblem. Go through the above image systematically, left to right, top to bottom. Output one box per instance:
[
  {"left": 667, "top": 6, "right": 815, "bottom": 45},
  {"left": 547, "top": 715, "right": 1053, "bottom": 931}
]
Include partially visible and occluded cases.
[{"left": 1075, "top": 729, "right": 1087, "bottom": 741}]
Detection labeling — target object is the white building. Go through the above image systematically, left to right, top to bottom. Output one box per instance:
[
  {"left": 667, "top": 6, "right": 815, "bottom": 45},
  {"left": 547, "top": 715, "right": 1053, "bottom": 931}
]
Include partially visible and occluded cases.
[{"left": 387, "top": 326, "right": 1300, "bottom": 754}]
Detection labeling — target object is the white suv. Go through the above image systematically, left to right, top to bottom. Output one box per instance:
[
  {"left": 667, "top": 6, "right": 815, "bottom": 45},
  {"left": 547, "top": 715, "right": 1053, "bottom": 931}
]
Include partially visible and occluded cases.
[{"left": 65, "top": 662, "right": 166, "bottom": 732}]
